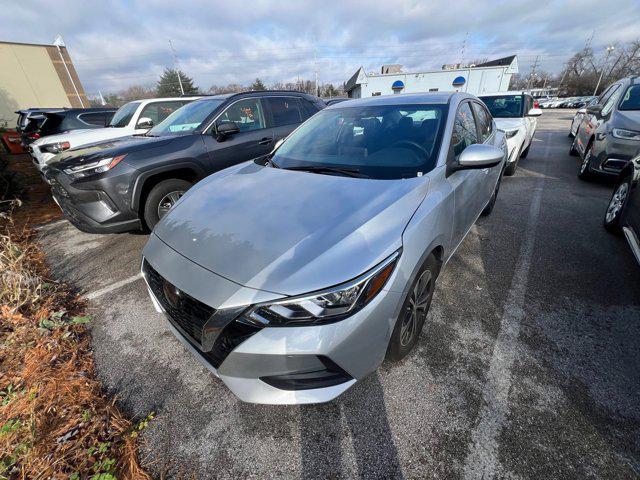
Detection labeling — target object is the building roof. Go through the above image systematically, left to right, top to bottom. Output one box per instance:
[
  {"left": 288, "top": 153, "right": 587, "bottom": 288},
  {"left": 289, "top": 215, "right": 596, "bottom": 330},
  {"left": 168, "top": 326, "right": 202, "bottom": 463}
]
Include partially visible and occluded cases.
[
  {"left": 474, "top": 55, "right": 517, "bottom": 68},
  {"left": 345, "top": 67, "right": 364, "bottom": 92}
]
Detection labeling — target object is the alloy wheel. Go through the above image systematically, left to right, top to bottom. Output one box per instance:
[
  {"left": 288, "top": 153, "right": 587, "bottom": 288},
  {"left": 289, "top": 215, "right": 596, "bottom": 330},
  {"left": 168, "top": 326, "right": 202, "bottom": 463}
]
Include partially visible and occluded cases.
[
  {"left": 606, "top": 182, "right": 629, "bottom": 223},
  {"left": 157, "top": 191, "right": 184, "bottom": 219},
  {"left": 400, "top": 270, "right": 433, "bottom": 347}
]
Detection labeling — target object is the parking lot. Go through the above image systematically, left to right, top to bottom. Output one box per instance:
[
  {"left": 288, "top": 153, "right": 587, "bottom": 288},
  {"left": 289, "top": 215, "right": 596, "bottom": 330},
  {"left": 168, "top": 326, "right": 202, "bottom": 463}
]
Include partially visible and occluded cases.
[{"left": 37, "top": 109, "right": 640, "bottom": 479}]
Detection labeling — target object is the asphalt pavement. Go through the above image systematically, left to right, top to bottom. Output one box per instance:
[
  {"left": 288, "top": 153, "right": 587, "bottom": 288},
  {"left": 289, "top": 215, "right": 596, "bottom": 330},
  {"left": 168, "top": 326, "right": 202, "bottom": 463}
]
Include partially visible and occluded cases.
[{"left": 38, "top": 110, "right": 640, "bottom": 479}]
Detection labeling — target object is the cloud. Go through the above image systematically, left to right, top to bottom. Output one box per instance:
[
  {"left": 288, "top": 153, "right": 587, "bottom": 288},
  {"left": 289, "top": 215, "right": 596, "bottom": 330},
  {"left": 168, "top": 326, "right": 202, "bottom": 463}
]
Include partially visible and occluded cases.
[{"left": 1, "top": 0, "right": 639, "bottom": 95}]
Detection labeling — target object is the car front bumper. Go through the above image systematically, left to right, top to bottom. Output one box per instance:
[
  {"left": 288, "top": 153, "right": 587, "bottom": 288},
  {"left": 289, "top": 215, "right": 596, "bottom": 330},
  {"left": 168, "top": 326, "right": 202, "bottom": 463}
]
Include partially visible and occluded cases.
[
  {"left": 44, "top": 166, "right": 141, "bottom": 234},
  {"left": 141, "top": 233, "right": 405, "bottom": 404}
]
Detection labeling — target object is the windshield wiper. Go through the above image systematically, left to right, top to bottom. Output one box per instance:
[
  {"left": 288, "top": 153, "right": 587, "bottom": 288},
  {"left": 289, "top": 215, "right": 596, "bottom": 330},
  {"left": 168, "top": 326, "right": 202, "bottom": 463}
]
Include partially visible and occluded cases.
[{"left": 283, "top": 165, "right": 369, "bottom": 178}]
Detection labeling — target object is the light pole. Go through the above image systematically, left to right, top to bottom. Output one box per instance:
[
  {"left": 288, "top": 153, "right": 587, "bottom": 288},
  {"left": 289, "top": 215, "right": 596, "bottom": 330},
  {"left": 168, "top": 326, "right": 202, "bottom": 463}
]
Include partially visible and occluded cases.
[{"left": 594, "top": 46, "right": 615, "bottom": 96}]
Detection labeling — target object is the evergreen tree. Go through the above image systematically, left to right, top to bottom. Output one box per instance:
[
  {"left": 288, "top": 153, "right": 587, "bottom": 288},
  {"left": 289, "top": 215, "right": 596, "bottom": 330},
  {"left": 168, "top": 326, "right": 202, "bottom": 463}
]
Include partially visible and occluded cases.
[
  {"left": 156, "top": 68, "right": 198, "bottom": 96},
  {"left": 250, "top": 78, "right": 266, "bottom": 91}
]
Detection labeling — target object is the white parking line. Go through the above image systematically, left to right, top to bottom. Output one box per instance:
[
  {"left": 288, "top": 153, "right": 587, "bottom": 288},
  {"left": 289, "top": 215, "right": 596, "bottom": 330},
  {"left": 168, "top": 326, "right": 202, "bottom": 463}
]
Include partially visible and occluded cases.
[
  {"left": 462, "top": 134, "right": 551, "bottom": 479},
  {"left": 83, "top": 273, "right": 142, "bottom": 300}
]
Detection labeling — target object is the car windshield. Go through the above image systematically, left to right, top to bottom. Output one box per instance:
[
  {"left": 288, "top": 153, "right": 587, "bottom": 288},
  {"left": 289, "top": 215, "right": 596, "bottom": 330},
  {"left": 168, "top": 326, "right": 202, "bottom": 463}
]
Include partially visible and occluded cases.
[
  {"left": 619, "top": 85, "right": 640, "bottom": 111},
  {"left": 479, "top": 95, "right": 524, "bottom": 118},
  {"left": 148, "top": 99, "right": 225, "bottom": 136},
  {"left": 108, "top": 102, "right": 141, "bottom": 128},
  {"left": 271, "top": 104, "right": 448, "bottom": 179}
]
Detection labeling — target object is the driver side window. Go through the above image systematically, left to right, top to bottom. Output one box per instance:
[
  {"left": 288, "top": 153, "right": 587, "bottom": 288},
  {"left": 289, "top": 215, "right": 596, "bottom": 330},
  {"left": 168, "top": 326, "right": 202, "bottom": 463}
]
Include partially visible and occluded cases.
[
  {"left": 217, "top": 98, "right": 266, "bottom": 133},
  {"left": 452, "top": 102, "right": 479, "bottom": 158}
]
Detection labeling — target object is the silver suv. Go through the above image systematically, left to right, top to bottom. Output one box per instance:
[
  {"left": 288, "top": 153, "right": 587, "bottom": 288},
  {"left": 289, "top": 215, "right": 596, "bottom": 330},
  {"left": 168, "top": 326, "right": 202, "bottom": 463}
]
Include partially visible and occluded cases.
[
  {"left": 571, "top": 76, "right": 640, "bottom": 179},
  {"left": 141, "top": 92, "right": 507, "bottom": 404}
]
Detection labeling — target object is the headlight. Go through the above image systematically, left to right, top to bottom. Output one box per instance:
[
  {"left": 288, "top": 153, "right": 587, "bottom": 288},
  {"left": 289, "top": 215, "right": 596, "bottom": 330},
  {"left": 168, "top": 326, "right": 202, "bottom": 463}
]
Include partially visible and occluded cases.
[
  {"left": 612, "top": 128, "right": 640, "bottom": 141},
  {"left": 504, "top": 129, "right": 519, "bottom": 139},
  {"left": 43, "top": 141, "right": 70, "bottom": 154},
  {"left": 63, "top": 154, "right": 127, "bottom": 179},
  {"left": 244, "top": 250, "right": 401, "bottom": 327}
]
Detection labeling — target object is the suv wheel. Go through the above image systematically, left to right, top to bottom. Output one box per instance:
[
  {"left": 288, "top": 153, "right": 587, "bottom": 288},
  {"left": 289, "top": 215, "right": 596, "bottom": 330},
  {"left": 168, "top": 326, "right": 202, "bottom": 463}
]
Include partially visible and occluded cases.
[
  {"left": 578, "top": 142, "right": 594, "bottom": 180},
  {"left": 604, "top": 175, "right": 631, "bottom": 235},
  {"left": 143, "top": 179, "right": 192, "bottom": 230},
  {"left": 386, "top": 254, "right": 438, "bottom": 362}
]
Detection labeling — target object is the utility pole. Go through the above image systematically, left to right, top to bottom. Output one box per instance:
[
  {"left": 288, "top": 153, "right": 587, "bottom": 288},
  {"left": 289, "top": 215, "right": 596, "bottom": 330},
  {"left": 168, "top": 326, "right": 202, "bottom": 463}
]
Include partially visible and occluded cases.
[
  {"left": 460, "top": 31, "right": 469, "bottom": 67},
  {"left": 169, "top": 40, "right": 185, "bottom": 95},
  {"left": 594, "top": 45, "right": 615, "bottom": 96},
  {"left": 314, "top": 46, "right": 319, "bottom": 97},
  {"left": 527, "top": 56, "right": 539, "bottom": 90}
]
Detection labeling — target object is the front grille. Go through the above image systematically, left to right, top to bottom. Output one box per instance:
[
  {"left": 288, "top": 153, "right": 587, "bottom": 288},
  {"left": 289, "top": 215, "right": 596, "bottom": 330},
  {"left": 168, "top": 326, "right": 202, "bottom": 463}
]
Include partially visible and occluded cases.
[{"left": 143, "top": 260, "right": 215, "bottom": 345}]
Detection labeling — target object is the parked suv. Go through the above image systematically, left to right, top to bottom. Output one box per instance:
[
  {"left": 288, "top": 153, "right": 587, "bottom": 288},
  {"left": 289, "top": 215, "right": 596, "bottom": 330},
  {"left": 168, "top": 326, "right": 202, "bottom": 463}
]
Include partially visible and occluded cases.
[
  {"left": 571, "top": 76, "right": 640, "bottom": 180},
  {"left": 45, "top": 91, "right": 325, "bottom": 233},
  {"left": 479, "top": 91, "right": 541, "bottom": 175},
  {"left": 141, "top": 92, "right": 507, "bottom": 404},
  {"left": 29, "top": 97, "right": 199, "bottom": 171},
  {"left": 17, "top": 107, "right": 116, "bottom": 147}
]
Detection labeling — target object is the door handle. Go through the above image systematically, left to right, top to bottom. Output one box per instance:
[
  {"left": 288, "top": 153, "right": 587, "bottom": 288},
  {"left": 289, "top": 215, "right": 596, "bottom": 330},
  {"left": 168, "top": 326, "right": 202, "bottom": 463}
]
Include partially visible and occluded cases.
[{"left": 258, "top": 137, "right": 272, "bottom": 145}]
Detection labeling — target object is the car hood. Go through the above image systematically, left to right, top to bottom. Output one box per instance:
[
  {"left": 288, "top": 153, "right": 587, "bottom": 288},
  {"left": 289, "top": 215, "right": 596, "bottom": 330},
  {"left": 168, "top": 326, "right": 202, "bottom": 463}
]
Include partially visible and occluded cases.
[
  {"left": 614, "top": 110, "right": 640, "bottom": 129},
  {"left": 494, "top": 118, "right": 524, "bottom": 132},
  {"left": 36, "top": 126, "right": 130, "bottom": 149},
  {"left": 51, "top": 135, "right": 178, "bottom": 169},
  {"left": 153, "top": 162, "right": 429, "bottom": 296}
]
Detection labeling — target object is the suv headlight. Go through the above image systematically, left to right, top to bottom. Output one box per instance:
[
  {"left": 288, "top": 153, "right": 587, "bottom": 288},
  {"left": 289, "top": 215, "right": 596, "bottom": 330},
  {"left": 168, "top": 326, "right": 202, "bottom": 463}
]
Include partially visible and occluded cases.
[
  {"left": 612, "top": 128, "right": 640, "bottom": 141},
  {"left": 504, "top": 129, "right": 519, "bottom": 139},
  {"left": 43, "top": 141, "right": 70, "bottom": 154},
  {"left": 63, "top": 155, "right": 127, "bottom": 179},
  {"left": 244, "top": 250, "right": 401, "bottom": 327}
]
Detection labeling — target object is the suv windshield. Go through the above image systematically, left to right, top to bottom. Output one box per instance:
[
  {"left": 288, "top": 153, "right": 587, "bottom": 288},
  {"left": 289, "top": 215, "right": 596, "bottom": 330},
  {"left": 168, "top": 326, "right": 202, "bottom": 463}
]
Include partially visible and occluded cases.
[
  {"left": 619, "top": 85, "right": 640, "bottom": 111},
  {"left": 479, "top": 95, "right": 524, "bottom": 118},
  {"left": 148, "top": 99, "right": 225, "bottom": 136},
  {"left": 108, "top": 102, "right": 141, "bottom": 128},
  {"left": 271, "top": 104, "right": 448, "bottom": 179}
]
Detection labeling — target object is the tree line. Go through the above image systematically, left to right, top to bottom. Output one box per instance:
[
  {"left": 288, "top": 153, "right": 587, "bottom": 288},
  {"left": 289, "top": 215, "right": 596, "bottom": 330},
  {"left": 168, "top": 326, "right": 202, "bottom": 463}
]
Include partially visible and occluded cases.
[
  {"left": 509, "top": 39, "right": 640, "bottom": 96},
  {"left": 94, "top": 69, "right": 345, "bottom": 107}
]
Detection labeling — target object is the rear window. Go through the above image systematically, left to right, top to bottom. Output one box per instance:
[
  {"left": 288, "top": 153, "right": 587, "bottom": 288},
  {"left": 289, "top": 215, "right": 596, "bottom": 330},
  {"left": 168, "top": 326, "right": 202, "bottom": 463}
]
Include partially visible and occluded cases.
[{"left": 619, "top": 85, "right": 640, "bottom": 111}]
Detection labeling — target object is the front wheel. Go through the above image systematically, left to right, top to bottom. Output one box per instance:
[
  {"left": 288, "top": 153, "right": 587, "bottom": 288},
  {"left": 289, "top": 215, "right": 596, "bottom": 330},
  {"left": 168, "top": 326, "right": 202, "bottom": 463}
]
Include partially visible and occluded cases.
[
  {"left": 481, "top": 167, "right": 504, "bottom": 216},
  {"left": 604, "top": 176, "right": 631, "bottom": 235},
  {"left": 143, "top": 178, "right": 192, "bottom": 230},
  {"left": 386, "top": 254, "right": 439, "bottom": 362}
]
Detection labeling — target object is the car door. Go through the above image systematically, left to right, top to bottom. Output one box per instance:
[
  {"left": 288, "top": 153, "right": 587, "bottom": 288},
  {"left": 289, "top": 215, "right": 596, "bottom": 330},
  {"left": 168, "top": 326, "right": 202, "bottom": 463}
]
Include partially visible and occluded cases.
[
  {"left": 578, "top": 84, "right": 620, "bottom": 155},
  {"left": 264, "top": 96, "right": 305, "bottom": 143},
  {"left": 201, "top": 97, "right": 274, "bottom": 173},
  {"left": 448, "top": 101, "right": 485, "bottom": 247}
]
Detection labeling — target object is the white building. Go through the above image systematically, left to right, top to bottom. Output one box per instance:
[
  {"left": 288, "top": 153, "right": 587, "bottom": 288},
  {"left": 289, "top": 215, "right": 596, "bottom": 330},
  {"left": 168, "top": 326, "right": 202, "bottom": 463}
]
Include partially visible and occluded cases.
[{"left": 345, "top": 56, "right": 518, "bottom": 98}]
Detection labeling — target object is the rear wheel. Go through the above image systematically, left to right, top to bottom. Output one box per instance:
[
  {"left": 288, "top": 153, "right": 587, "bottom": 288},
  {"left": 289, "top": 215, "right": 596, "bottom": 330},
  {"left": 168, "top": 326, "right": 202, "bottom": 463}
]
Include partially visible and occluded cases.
[
  {"left": 578, "top": 142, "right": 594, "bottom": 180},
  {"left": 604, "top": 176, "right": 632, "bottom": 235},
  {"left": 143, "top": 179, "right": 192, "bottom": 230},
  {"left": 387, "top": 254, "right": 439, "bottom": 362}
]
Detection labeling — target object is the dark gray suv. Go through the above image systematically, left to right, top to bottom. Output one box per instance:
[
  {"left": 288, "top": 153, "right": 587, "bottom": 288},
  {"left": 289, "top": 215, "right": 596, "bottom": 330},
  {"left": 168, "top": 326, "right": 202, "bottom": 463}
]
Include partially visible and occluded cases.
[
  {"left": 571, "top": 76, "right": 640, "bottom": 180},
  {"left": 44, "top": 91, "right": 325, "bottom": 233}
]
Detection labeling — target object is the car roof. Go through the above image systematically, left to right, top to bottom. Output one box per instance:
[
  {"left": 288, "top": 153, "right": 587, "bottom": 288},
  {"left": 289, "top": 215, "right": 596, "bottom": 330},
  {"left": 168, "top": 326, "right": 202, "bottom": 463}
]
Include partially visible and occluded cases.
[
  {"left": 478, "top": 91, "right": 529, "bottom": 97},
  {"left": 326, "top": 92, "right": 457, "bottom": 108}
]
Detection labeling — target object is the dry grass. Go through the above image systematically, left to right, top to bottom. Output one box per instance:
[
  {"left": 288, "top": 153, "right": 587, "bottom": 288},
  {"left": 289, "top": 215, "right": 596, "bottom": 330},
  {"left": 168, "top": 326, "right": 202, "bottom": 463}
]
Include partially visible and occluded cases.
[{"left": 0, "top": 212, "right": 151, "bottom": 479}]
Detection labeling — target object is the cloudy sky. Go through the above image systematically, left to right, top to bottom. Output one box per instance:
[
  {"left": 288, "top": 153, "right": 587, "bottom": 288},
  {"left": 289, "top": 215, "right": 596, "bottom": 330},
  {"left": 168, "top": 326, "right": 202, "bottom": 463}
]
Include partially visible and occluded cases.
[{"left": 2, "top": 0, "right": 639, "bottom": 96}]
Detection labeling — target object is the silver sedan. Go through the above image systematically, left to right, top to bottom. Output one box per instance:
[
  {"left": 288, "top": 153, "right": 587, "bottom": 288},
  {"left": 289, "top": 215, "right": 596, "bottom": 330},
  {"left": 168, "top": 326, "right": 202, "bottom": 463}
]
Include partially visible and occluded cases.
[{"left": 141, "top": 92, "right": 507, "bottom": 404}]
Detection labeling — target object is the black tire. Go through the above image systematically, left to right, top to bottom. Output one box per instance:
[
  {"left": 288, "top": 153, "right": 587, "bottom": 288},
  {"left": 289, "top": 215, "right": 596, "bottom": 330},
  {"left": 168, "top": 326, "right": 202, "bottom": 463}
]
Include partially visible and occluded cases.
[
  {"left": 569, "top": 136, "right": 579, "bottom": 157},
  {"left": 578, "top": 141, "right": 594, "bottom": 181},
  {"left": 520, "top": 144, "right": 530, "bottom": 159},
  {"left": 504, "top": 157, "right": 518, "bottom": 176},
  {"left": 481, "top": 167, "right": 504, "bottom": 216},
  {"left": 603, "top": 175, "right": 632, "bottom": 235},
  {"left": 143, "top": 178, "right": 192, "bottom": 230},
  {"left": 386, "top": 254, "right": 439, "bottom": 362}
]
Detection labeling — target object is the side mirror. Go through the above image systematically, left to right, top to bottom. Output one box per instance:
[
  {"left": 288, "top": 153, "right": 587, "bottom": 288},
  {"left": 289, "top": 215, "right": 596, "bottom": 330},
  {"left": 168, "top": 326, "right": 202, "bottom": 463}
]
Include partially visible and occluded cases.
[
  {"left": 586, "top": 104, "right": 603, "bottom": 115},
  {"left": 527, "top": 108, "right": 542, "bottom": 117},
  {"left": 136, "top": 117, "right": 154, "bottom": 129},
  {"left": 216, "top": 121, "right": 240, "bottom": 141},
  {"left": 453, "top": 144, "right": 504, "bottom": 172}
]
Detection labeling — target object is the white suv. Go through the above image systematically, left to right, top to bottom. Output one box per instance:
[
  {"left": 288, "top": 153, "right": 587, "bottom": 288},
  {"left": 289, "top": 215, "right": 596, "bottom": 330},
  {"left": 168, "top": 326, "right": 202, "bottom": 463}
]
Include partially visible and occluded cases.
[
  {"left": 479, "top": 92, "right": 541, "bottom": 175},
  {"left": 29, "top": 97, "right": 200, "bottom": 171}
]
